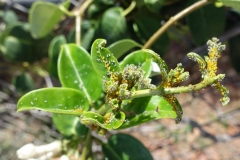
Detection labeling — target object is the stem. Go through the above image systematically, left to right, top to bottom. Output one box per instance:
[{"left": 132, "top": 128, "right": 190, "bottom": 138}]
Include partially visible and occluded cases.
[
  {"left": 75, "top": 0, "right": 93, "bottom": 46},
  {"left": 77, "top": 0, "right": 93, "bottom": 16},
  {"left": 142, "top": 0, "right": 211, "bottom": 49},
  {"left": 122, "top": 1, "right": 136, "bottom": 17},
  {"left": 59, "top": 5, "right": 75, "bottom": 17},
  {"left": 75, "top": 15, "right": 81, "bottom": 46},
  {"left": 130, "top": 77, "right": 218, "bottom": 99},
  {"left": 97, "top": 104, "right": 111, "bottom": 115},
  {"left": 81, "top": 130, "right": 92, "bottom": 159},
  {"left": 92, "top": 136, "right": 104, "bottom": 145}
]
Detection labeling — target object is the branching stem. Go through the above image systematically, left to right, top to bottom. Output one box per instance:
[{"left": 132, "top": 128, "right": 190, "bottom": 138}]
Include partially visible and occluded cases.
[
  {"left": 75, "top": 0, "right": 93, "bottom": 46},
  {"left": 122, "top": 0, "right": 136, "bottom": 17},
  {"left": 142, "top": 0, "right": 211, "bottom": 49},
  {"left": 130, "top": 76, "right": 220, "bottom": 99},
  {"left": 81, "top": 130, "right": 92, "bottom": 159}
]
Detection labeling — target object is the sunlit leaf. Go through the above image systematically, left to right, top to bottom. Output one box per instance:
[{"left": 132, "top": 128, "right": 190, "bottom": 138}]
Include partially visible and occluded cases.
[
  {"left": 29, "top": 1, "right": 70, "bottom": 38},
  {"left": 91, "top": 39, "right": 120, "bottom": 78},
  {"left": 107, "top": 39, "right": 142, "bottom": 59},
  {"left": 58, "top": 44, "right": 102, "bottom": 102},
  {"left": 142, "top": 49, "right": 169, "bottom": 80},
  {"left": 120, "top": 50, "right": 153, "bottom": 78},
  {"left": 17, "top": 88, "right": 89, "bottom": 115},
  {"left": 118, "top": 96, "right": 176, "bottom": 129},
  {"left": 81, "top": 111, "right": 125, "bottom": 130},
  {"left": 52, "top": 113, "right": 88, "bottom": 137},
  {"left": 102, "top": 133, "right": 153, "bottom": 160}
]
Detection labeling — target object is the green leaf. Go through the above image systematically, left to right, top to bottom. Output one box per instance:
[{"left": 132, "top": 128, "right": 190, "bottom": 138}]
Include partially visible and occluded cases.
[
  {"left": 87, "top": 0, "right": 115, "bottom": 18},
  {"left": 144, "top": 0, "right": 165, "bottom": 13},
  {"left": 186, "top": 0, "right": 226, "bottom": 45},
  {"left": 219, "top": 0, "right": 240, "bottom": 11},
  {"left": 29, "top": 1, "right": 69, "bottom": 38},
  {"left": 97, "top": 7, "right": 128, "bottom": 44},
  {"left": 1, "top": 10, "right": 18, "bottom": 25},
  {"left": 133, "top": 11, "right": 169, "bottom": 56},
  {"left": 1, "top": 23, "right": 52, "bottom": 62},
  {"left": 228, "top": 34, "right": 240, "bottom": 72},
  {"left": 48, "top": 35, "right": 67, "bottom": 78},
  {"left": 91, "top": 39, "right": 120, "bottom": 78},
  {"left": 107, "top": 39, "right": 142, "bottom": 59},
  {"left": 58, "top": 44, "right": 102, "bottom": 102},
  {"left": 142, "top": 49, "right": 169, "bottom": 80},
  {"left": 120, "top": 50, "right": 153, "bottom": 78},
  {"left": 12, "top": 72, "right": 35, "bottom": 93},
  {"left": 17, "top": 88, "right": 89, "bottom": 115},
  {"left": 118, "top": 96, "right": 176, "bottom": 129},
  {"left": 81, "top": 111, "right": 125, "bottom": 129},
  {"left": 52, "top": 113, "right": 88, "bottom": 137},
  {"left": 102, "top": 133, "right": 153, "bottom": 160}
]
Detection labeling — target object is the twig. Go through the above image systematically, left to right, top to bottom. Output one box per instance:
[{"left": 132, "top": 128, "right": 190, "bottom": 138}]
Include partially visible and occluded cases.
[
  {"left": 75, "top": 0, "right": 93, "bottom": 46},
  {"left": 122, "top": 0, "right": 136, "bottom": 17},
  {"left": 142, "top": 0, "right": 211, "bottom": 49},
  {"left": 130, "top": 76, "right": 220, "bottom": 99}
]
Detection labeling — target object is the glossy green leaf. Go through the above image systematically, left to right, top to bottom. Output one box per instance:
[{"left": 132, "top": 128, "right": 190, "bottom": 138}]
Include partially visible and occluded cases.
[
  {"left": 87, "top": 0, "right": 115, "bottom": 18},
  {"left": 144, "top": 0, "right": 165, "bottom": 13},
  {"left": 186, "top": 0, "right": 226, "bottom": 45},
  {"left": 219, "top": 0, "right": 240, "bottom": 11},
  {"left": 29, "top": 1, "right": 69, "bottom": 38},
  {"left": 97, "top": 7, "right": 128, "bottom": 44},
  {"left": 0, "top": 10, "right": 18, "bottom": 25},
  {"left": 134, "top": 11, "right": 169, "bottom": 56},
  {"left": 0, "top": 23, "right": 14, "bottom": 44},
  {"left": 1, "top": 23, "right": 52, "bottom": 62},
  {"left": 48, "top": 35, "right": 67, "bottom": 78},
  {"left": 229, "top": 35, "right": 240, "bottom": 72},
  {"left": 91, "top": 39, "right": 120, "bottom": 78},
  {"left": 107, "top": 39, "right": 142, "bottom": 59},
  {"left": 58, "top": 44, "right": 102, "bottom": 102},
  {"left": 143, "top": 49, "right": 169, "bottom": 81},
  {"left": 120, "top": 50, "right": 153, "bottom": 78},
  {"left": 12, "top": 72, "right": 35, "bottom": 93},
  {"left": 17, "top": 88, "right": 89, "bottom": 115},
  {"left": 118, "top": 96, "right": 176, "bottom": 129},
  {"left": 81, "top": 111, "right": 125, "bottom": 129},
  {"left": 52, "top": 113, "right": 88, "bottom": 137},
  {"left": 102, "top": 133, "right": 153, "bottom": 160}
]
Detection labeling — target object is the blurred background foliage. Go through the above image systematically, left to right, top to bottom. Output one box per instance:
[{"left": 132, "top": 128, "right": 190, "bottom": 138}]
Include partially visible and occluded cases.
[
  {"left": 0, "top": 0, "right": 240, "bottom": 95},
  {"left": 1, "top": 0, "right": 240, "bottom": 159}
]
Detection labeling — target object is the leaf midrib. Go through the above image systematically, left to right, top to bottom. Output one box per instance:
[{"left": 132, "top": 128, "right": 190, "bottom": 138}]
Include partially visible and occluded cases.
[{"left": 65, "top": 48, "right": 92, "bottom": 103}]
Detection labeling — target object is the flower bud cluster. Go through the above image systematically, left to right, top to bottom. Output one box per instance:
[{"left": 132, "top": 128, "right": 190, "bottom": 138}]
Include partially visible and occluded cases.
[
  {"left": 187, "top": 37, "right": 229, "bottom": 106},
  {"left": 164, "top": 63, "right": 189, "bottom": 87},
  {"left": 104, "top": 64, "right": 156, "bottom": 109}
]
